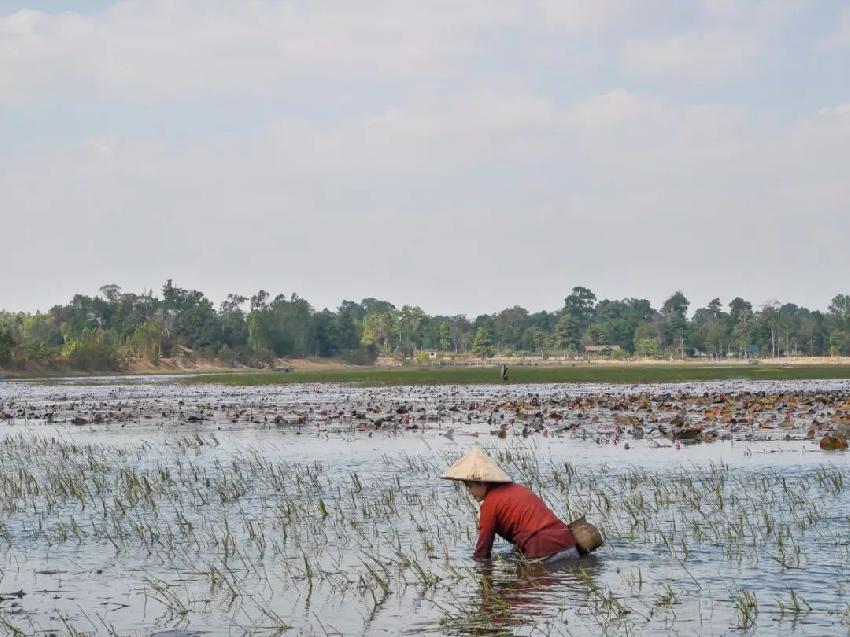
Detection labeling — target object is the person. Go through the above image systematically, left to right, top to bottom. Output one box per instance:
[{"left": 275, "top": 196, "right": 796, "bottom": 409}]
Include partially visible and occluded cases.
[{"left": 441, "top": 447, "right": 579, "bottom": 561}]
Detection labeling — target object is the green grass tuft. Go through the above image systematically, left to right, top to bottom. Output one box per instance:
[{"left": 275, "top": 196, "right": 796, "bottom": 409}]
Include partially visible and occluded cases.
[{"left": 185, "top": 364, "right": 850, "bottom": 387}]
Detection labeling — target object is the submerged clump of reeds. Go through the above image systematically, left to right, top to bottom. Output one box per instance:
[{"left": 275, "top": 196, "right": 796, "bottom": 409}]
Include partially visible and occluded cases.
[{"left": 0, "top": 432, "right": 848, "bottom": 635}]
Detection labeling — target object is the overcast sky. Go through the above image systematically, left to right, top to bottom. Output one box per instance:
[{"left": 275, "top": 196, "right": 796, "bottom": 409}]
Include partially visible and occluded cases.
[{"left": 1, "top": 0, "right": 849, "bottom": 317}]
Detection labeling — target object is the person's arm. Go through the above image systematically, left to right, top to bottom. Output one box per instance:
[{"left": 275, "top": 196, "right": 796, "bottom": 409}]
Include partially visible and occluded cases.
[{"left": 473, "top": 500, "right": 497, "bottom": 559}]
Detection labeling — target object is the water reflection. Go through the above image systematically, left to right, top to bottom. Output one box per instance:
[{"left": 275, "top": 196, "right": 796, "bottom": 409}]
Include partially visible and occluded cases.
[{"left": 438, "top": 553, "right": 605, "bottom": 635}]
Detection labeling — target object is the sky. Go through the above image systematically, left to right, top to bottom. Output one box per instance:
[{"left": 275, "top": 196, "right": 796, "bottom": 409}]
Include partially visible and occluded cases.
[{"left": 1, "top": 0, "right": 849, "bottom": 317}]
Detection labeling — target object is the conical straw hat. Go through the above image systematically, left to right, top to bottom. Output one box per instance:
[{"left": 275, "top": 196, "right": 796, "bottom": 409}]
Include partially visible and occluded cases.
[{"left": 440, "top": 447, "right": 512, "bottom": 483}]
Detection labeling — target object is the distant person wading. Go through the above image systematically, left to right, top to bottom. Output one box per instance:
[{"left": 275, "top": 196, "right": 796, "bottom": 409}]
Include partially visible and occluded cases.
[{"left": 441, "top": 448, "right": 602, "bottom": 562}]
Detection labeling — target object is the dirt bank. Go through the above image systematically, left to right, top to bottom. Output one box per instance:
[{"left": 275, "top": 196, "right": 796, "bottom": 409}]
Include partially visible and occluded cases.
[
  {"left": 7, "top": 355, "right": 850, "bottom": 380},
  {"left": 2, "top": 356, "right": 358, "bottom": 379}
]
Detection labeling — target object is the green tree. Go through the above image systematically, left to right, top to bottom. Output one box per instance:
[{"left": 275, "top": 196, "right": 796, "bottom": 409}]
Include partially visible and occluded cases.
[
  {"left": 12, "top": 280, "right": 850, "bottom": 369},
  {"left": 159, "top": 280, "right": 222, "bottom": 352},
  {"left": 98, "top": 283, "right": 122, "bottom": 304},
  {"left": 564, "top": 286, "right": 597, "bottom": 332},
  {"left": 247, "top": 290, "right": 272, "bottom": 351},
  {"left": 245, "top": 291, "right": 318, "bottom": 357},
  {"left": 661, "top": 291, "right": 689, "bottom": 357},
  {"left": 219, "top": 294, "right": 249, "bottom": 350},
  {"left": 267, "top": 294, "right": 317, "bottom": 356},
  {"left": 827, "top": 294, "right": 850, "bottom": 357},
  {"left": 829, "top": 294, "right": 850, "bottom": 320},
  {"left": 726, "top": 297, "right": 755, "bottom": 355},
  {"left": 729, "top": 297, "right": 753, "bottom": 328},
  {"left": 361, "top": 298, "right": 396, "bottom": 316},
  {"left": 591, "top": 298, "right": 653, "bottom": 353},
  {"left": 690, "top": 298, "right": 729, "bottom": 356},
  {"left": 760, "top": 300, "right": 782, "bottom": 358},
  {"left": 398, "top": 305, "right": 427, "bottom": 355},
  {"left": 335, "top": 306, "right": 361, "bottom": 351},
  {"left": 494, "top": 306, "right": 529, "bottom": 351},
  {"left": 314, "top": 309, "right": 339, "bottom": 357},
  {"left": 731, "top": 309, "right": 755, "bottom": 356},
  {"left": 361, "top": 310, "right": 397, "bottom": 354},
  {"left": 527, "top": 311, "right": 556, "bottom": 337},
  {"left": 799, "top": 311, "right": 826, "bottom": 355},
  {"left": 550, "top": 312, "right": 578, "bottom": 354},
  {"left": 447, "top": 315, "right": 473, "bottom": 352},
  {"left": 130, "top": 321, "right": 162, "bottom": 364},
  {"left": 633, "top": 322, "right": 660, "bottom": 358},
  {"left": 438, "top": 323, "right": 452, "bottom": 352},
  {"left": 581, "top": 324, "right": 605, "bottom": 349},
  {"left": 0, "top": 325, "right": 14, "bottom": 368},
  {"left": 471, "top": 327, "right": 494, "bottom": 357},
  {"left": 524, "top": 327, "right": 548, "bottom": 352},
  {"left": 63, "top": 328, "right": 122, "bottom": 371},
  {"left": 830, "top": 329, "right": 850, "bottom": 356},
  {"left": 634, "top": 336, "right": 658, "bottom": 358}
]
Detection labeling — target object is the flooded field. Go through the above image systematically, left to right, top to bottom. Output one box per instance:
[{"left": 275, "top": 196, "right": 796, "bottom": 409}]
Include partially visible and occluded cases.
[{"left": 1, "top": 377, "right": 850, "bottom": 635}]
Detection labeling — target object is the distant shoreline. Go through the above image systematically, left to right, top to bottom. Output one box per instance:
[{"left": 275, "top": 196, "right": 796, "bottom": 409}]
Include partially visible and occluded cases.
[{"left": 8, "top": 356, "right": 850, "bottom": 383}]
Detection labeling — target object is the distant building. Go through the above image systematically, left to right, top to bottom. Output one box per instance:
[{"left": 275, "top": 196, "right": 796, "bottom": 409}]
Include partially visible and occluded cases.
[{"left": 583, "top": 345, "right": 622, "bottom": 356}]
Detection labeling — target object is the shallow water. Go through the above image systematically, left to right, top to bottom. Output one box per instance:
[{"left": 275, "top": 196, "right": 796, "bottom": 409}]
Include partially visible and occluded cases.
[{"left": 1, "top": 378, "right": 850, "bottom": 635}]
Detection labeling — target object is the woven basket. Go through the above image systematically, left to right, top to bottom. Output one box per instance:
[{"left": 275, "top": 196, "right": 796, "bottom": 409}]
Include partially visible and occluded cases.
[{"left": 568, "top": 516, "right": 603, "bottom": 553}]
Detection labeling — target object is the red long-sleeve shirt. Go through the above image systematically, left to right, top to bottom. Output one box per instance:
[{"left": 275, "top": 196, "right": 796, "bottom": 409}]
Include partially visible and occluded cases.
[{"left": 474, "top": 483, "right": 576, "bottom": 559}]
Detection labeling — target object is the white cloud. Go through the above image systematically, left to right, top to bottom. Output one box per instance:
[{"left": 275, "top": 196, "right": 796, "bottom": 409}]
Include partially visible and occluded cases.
[
  {"left": 0, "top": 0, "right": 623, "bottom": 105},
  {"left": 0, "top": 0, "right": 847, "bottom": 313},
  {"left": 535, "top": 0, "right": 624, "bottom": 31},
  {"left": 700, "top": 0, "right": 812, "bottom": 20},
  {"left": 700, "top": 0, "right": 742, "bottom": 17},
  {"left": 0, "top": 1, "right": 478, "bottom": 103},
  {"left": 818, "top": 6, "right": 850, "bottom": 49},
  {"left": 622, "top": 31, "right": 761, "bottom": 78},
  {"left": 4, "top": 88, "right": 848, "bottom": 235},
  {"left": 5, "top": 90, "right": 846, "bottom": 212},
  {"left": 568, "top": 90, "right": 662, "bottom": 128},
  {"left": 2, "top": 92, "right": 849, "bottom": 314},
  {"left": 258, "top": 92, "right": 567, "bottom": 180},
  {"left": 815, "top": 102, "right": 850, "bottom": 121}
]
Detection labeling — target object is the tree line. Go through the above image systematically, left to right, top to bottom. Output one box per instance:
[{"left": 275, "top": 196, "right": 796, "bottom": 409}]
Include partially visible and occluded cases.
[{"left": 2, "top": 281, "right": 850, "bottom": 372}]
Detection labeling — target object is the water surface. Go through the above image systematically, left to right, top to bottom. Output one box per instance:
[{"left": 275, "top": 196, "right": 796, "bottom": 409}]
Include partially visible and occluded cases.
[{"left": 1, "top": 377, "right": 849, "bottom": 635}]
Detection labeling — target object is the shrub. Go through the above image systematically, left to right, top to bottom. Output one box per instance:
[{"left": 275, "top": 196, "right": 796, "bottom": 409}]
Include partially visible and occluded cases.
[
  {"left": 63, "top": 329, "right": 123, "bottom": 371},
  {"left": 342, "top": 344, "right": 378, "bottom": 365}
]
